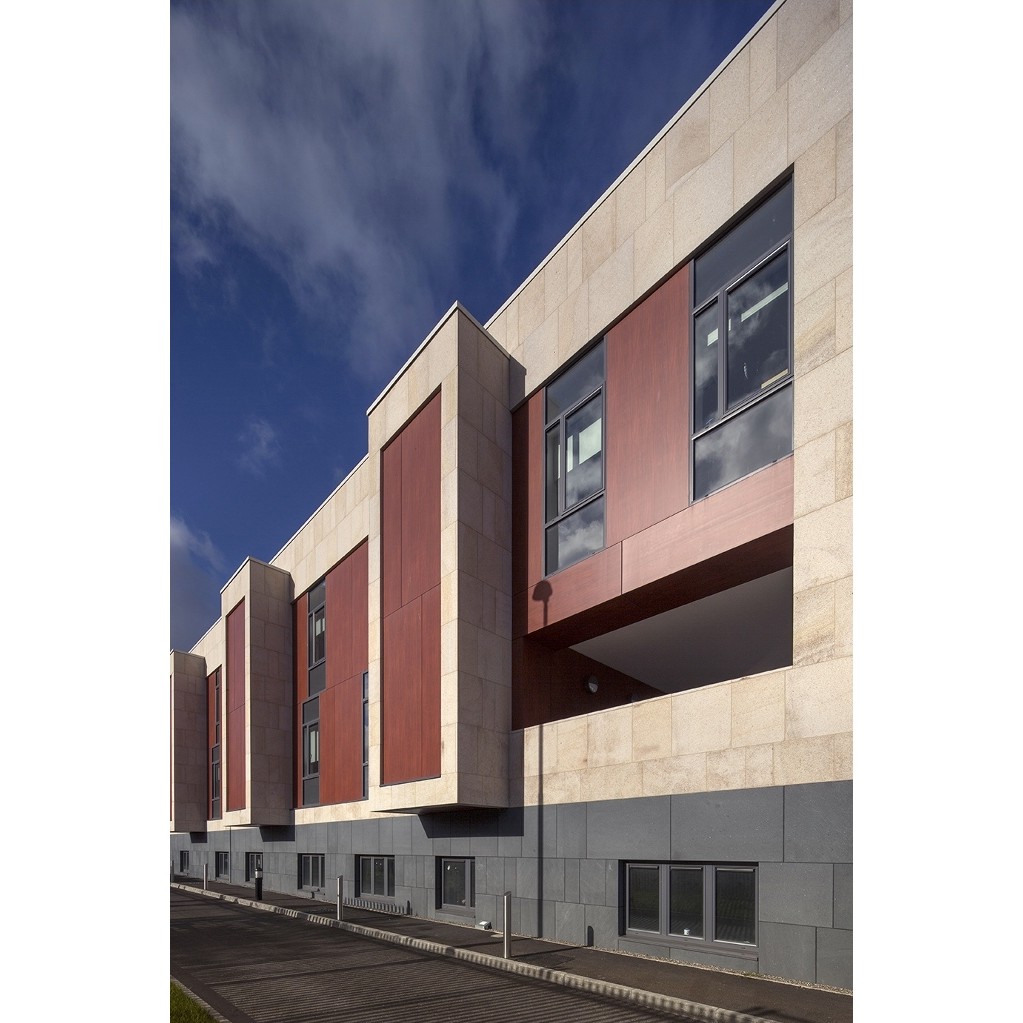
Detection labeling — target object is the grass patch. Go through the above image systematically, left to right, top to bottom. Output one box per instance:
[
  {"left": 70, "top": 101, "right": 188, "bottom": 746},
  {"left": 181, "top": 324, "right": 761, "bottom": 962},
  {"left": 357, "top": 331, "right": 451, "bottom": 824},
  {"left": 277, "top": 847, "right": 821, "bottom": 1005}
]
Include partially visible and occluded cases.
[{"left": 170, "top": 981, "right": 218, "bottom": 1023}]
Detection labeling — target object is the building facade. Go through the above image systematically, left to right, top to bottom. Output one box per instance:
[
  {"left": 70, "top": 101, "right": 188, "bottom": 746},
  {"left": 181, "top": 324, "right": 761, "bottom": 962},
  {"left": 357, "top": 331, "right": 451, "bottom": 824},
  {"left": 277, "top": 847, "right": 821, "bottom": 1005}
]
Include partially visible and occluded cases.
[{"left": 170, "top": 0, "right": 852, "bottom": 989}]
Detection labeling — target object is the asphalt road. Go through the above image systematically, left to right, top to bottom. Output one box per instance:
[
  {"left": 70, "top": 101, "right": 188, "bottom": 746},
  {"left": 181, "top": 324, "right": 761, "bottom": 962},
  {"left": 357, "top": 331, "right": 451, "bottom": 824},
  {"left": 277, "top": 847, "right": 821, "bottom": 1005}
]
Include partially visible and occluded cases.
[{"left": 171, "top": 888, "right": 705, "bottom": 1023}]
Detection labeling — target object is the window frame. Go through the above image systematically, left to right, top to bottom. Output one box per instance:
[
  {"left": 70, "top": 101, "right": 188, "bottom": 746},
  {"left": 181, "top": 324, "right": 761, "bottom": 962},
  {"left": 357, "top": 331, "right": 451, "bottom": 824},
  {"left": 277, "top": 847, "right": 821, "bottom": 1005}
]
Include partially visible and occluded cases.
[
  {"left": 690, "top": 179, "right": 794, "bottom": 502},
  {"left": 543, "top": 338, "right": 607, "bottom": 576},
  {"left": 307, "top": 579, "right": 326, "bottom": 695},
  {"left": 210, "top": 669, "right": 222, "bottom": 820},
  {"left": 361, "top": 671, "right": 369, "bottom": 799},
  {"left": 301, "top": 696, "right": 320, "bottom": 806},
  {"left": 179, "top": 850, "right": 189, "bottom": 874},
  {"left": 215, "top": 851, "right": 230, "bottom": 879},
  {"left": 245, "top": 851, "right": 262, "bottom": 882},
  {"left": 299, "top": 853, "right": 325, "bottom": 891},
  {"left": 357, "top": 855, "right": 396, "bottom": 899},
  {"left": 437, "top": 856, "right": 475, "bottom": 914},
  {"left": 624, "top": 861, "right": 758, "bottom": 955}
]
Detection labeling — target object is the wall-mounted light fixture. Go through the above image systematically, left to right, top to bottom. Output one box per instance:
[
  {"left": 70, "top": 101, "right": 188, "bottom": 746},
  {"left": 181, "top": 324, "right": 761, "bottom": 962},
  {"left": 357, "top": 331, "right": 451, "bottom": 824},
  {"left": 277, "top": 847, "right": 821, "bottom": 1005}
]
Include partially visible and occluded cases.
[{"left": 585, "top": 675, "right": 599, "bottom": 694}]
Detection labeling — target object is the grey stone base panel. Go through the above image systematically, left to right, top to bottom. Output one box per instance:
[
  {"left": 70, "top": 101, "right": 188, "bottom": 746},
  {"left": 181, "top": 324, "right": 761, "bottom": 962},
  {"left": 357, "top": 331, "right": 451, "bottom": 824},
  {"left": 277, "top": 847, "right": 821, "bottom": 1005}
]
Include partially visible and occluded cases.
[{"left": 171, "top": 779, "right": 852, "bottom": 987}]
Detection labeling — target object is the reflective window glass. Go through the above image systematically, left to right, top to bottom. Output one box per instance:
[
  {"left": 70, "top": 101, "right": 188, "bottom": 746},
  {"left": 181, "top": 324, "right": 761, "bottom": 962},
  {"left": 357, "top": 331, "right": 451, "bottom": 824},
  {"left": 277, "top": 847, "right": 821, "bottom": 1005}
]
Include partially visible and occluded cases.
[
  {"left": 693, "top": 301, "right": 720, "bottom": 431},
  {"left": 546, "top": 342, "right": 604, "bottom": 422},
  {"left": 564, "top": 395, "right": 602, "bottom": 507},
  {"left": 545, "top": 496, "right": 604, "bottom": 574},
  {"left": 628, "top": 866, "right": 660, "bottom": 933},
  {"left": 669, "top": 867, "right": 704, "bottom": 938},
  {"left": 715, "top": 868, "right": 756, "bottom": 945}
]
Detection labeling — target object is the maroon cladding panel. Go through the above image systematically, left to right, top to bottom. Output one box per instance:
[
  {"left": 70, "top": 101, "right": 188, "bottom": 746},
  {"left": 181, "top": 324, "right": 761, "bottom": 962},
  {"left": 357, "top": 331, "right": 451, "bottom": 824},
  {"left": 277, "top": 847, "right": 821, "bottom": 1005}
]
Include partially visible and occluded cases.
[
  {"left": 605, "top": 266, "right": 689, "bottom": 546},
  {"left": 401, "top": 393, "right": 441, "bottom": 605},
  {"left": 381, "top": 395, "right": 442, "bottom": 786},
  {"left": 381, "top": 434, "right": 403, "bottom": 618},
  {"left": 349, "top": 542, "right": 369, "bottom": 671},
  {"left": 326, "top": 556, "right": 352, "bottom": 686},
  {"left": 419, "top": 583, "right": 441, "bottom": 778},
  {"left": 293, "top": 592, "right": 308, "bottom": 807},
  {"left": 382, "top": 598, "right": 422, "bottom": 783},
  {"left": 226, "top": 600, "right": 246, "bottom": 812},
  {"left": 511, "top": 638, "right": 662, "bottom": 730},
  {"left": 207, "top": 671, "right": 217, "bottom": 819},
  {"left": 332, "top": 674, "right": 365, "bottom": 804}
]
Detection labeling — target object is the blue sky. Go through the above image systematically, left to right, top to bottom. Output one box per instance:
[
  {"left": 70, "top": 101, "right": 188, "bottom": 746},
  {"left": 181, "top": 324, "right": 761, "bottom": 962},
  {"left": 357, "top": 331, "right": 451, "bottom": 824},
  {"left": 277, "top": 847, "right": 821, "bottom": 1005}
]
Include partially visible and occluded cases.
[{"left": 170, "top": 0, "right": 776, "bottom": 650}]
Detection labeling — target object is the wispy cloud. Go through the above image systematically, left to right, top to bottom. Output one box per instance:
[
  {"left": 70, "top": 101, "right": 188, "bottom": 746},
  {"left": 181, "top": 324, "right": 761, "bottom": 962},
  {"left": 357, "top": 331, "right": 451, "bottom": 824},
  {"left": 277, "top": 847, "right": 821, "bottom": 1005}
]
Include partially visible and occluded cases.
[
  {"left": 171, "top": 0, "right": 549, "bottom": 379},
  {"left": 238, "top": 416, "right": 282, "bottom": 476},
  {"left": 170, "top": 515, "right": 227, "bottom": 650}
]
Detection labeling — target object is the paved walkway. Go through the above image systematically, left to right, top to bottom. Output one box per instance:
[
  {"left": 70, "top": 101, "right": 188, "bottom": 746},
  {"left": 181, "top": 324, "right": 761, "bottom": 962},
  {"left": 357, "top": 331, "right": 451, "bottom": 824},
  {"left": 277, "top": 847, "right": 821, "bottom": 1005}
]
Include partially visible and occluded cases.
[{"left": 171, "top": 880, "right": 851, "bottom": 1023}]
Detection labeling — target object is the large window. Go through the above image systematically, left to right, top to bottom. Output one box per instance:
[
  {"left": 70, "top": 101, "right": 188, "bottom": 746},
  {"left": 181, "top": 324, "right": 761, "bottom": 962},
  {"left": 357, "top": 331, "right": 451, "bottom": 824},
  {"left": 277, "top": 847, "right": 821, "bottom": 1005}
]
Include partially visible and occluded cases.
[
  {"left": 692, "top": 179, "right": 793, "bottom": 501},
  {"left": 544, "top": 340, "right": 605, "bottom": 574},
  {"left": 308, "top": 580, "right": 326, "bottom": 695},
  {"left": 211, "top": 669, "right": 221, "bottom": 820},
  {"left": 302, "top": 696, "right": 320, "bottom": 806},
  {"left": 179, "top": 850, "right": 189, "bottom": 874},
  {"left": 215, "top": 851, "right": 230, "bottom": 879},
  {"left": 299, "top": 853, "right": 325, "bottom": 890},
  {"left": 358, "top": 855, "right": 395, "bottom": 898},
  {"left": 438, "top": 857, "right": 475, "bottom": 912},
  {"left": 626, "top": 862, "right": 757, "bottom": 951}
]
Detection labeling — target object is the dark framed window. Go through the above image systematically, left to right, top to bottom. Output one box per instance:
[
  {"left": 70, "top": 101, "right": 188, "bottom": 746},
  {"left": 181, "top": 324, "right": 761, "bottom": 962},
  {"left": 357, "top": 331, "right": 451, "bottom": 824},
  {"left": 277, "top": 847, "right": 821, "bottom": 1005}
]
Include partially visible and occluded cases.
[
  {"left": 692, "top": 178, "right": 793, "bottom": 501},
  {"left": 544, "top": 339, "right": 606, "bottom": 574},
  {"left": 308, "top": 580, "right": 326, "bottom": 695},
  {"left": 361, "top": 671, "right": 369, "bottom": 799},
  {"left": 302, "top": 696, "right": 320, "bottom": 806},
  {"left": 179, "top": 850, "right": 189, "bottom": 874},
  {"left": 215, "top": 851, "right": 230, "bottom": 879},
  {"left": 245, "top": 852, "right": 262, "bottom": 882},
  {"left": 299, "top": 853, "right": 325, "bottom": 890},
  {"left": 358, "top": 855, "right": 395, "bottom": 898},
  {"left": 438, "top": 856, "right": 475, "bottom": 912},
  {"left": 625, "top": 862, "right": 757, "bottom": 951}
]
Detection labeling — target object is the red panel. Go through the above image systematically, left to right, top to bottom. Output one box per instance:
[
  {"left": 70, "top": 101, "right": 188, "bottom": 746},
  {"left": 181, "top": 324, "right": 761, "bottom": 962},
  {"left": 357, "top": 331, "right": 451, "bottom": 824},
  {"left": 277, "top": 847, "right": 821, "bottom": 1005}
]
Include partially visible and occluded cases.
[
  {"left": 606, "top": 266, "right": 689, "bottom": 546},
  {"left": 401, "top": 393, "right": 441, "bottom": 605},
  {"left": 381, "top": 434, "right": 403, "bottom": 618},
  {"left": 622, "top": 455, "right": 794, "bottom": 594},
  {"left": 350, "top": 541, "right": 369, "bottom": 671},
  {"left": 517, "top": 542, "right": 623, "bottom": 637},
  {"left": 326, "top": 556, "right": 351, "bottom": 686},
  {"left": 419, "top": 583, "right": 441, "bottom": 778},
  {"left": 293, "top": 593, "right": 307, "bottom": 807},
  {"left": 381, "top": 598, "right": 422, "bottom": 784},
  {"left": 226, "top": 600, "right": 246, "bottom": 812},
  {"left": 207, "top": 671, "right": 217, "bottom": 819},
  {"left": 333, "top": 673, "right": 365, "bottom": 803}
]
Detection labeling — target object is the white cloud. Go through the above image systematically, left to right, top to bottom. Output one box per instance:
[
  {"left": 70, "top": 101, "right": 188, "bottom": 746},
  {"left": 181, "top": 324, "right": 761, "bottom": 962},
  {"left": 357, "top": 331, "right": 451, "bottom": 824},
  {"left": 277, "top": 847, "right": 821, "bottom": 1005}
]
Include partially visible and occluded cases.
[
  {"left": 171, "top": 0, "right": 549, "bottom": 379},
  {"left": 238, "top": 416, "right": 282, "bottom": 476},
  {"left": 169, "top": 515, "right": 227, "bottom": 650}
]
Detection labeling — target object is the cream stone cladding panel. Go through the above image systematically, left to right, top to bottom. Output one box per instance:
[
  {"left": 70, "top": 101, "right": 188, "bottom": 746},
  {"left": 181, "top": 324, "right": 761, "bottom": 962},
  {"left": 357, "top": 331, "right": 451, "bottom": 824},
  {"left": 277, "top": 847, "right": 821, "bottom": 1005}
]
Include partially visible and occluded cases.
[
  {"left": 367, "top": 304, "right": 512, "bottom": 812},
  {"left": 217, "top": 557, "right": 294, "bottom": 826},
  {"left": 170, "top": 650, "right": 207, "bottom": 832},
  {"left": 511, "top": 665, "right": 852, "bottom": 807}
]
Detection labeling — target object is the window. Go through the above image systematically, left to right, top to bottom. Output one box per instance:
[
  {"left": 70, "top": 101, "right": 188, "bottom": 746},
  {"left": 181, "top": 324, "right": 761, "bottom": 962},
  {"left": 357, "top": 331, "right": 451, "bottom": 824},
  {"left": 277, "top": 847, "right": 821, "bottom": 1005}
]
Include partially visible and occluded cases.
[
  {"left": 692, "top": 179, "right": 793, "bottom": 501},
  {"left": 544, "top": 339, "right": 605, "bottom": 574},
  {"left": 308, "top": 580, "right": 326, "bottom": 695},
  {"left": 361, "top": 671, "right": 369, "bottom": 799},
  {"left": 302, "top": 696, "right": 320, "bottom": 806},
  {"left": 179, "top": 850, "right": 189, "bottom": 874},
  {"left": 215, "top": 851, "right": 230, "bottom": 879},
  {"left": 245, "top": 852, "right": 262, "bottom": 882},
  {"left": 299, "top": 853, "right": 325, "bottom": 890},
  {"left": 358, "top": 855, "right": 395, "bottom": 898},
  {"left": 438, "top": 856, "right": 475, "bottom": 912},
  {"left": 625, "top": 863, "right": 757, "bottom": 950}
]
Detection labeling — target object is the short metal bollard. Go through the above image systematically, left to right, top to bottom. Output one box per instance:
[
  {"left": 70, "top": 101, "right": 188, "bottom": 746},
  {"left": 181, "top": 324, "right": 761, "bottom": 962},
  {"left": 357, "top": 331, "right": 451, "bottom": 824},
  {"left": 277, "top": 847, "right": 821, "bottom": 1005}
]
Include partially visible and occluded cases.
[
  {"left": 203, "top": 863, "right": 208, "bottom": 891},
  {"left": 255, "top": 867, "right": 263, "bottom": 900},
  {"left": 337, "top": 876, "right": 343, "bottom": 921},
  {"left": 503, "top": 891, "right": 512, "bottom": 959}
]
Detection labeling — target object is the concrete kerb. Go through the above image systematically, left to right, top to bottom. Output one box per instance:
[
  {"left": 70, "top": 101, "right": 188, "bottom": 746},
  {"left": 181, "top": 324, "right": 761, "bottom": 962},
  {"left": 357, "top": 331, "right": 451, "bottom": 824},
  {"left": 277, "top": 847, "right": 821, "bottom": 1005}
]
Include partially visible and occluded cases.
[
  {"left": 172, "top": 884, "right": 775, "bottom": 1023},
  {"left": 171, "top": 977, "right": 232, "bottom": 1023}
]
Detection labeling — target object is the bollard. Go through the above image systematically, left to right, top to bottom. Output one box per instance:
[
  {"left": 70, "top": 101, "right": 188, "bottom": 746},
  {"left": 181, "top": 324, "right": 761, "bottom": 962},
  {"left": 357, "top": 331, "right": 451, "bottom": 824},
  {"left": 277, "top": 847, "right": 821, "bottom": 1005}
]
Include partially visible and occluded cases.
[
  {"left": 203, "top": 863, "right": 208, "bottom": 891},
  {"left": 255, "top": 866, "right": 263, "bottom": 900},
  {"left": 337, "top": 876, "right": 343, "bottom": 921},
  {"left": 503, "top": 891, "right": 512, "bottom": 959}
]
